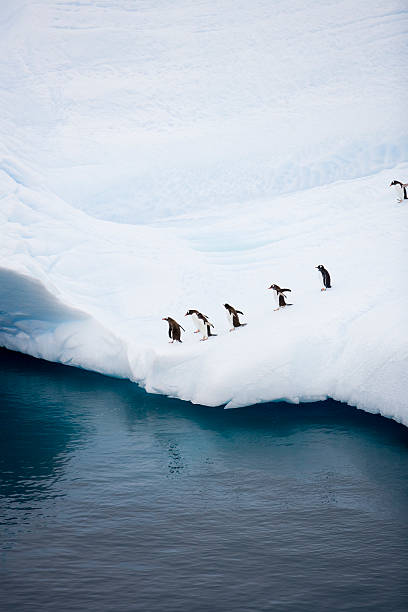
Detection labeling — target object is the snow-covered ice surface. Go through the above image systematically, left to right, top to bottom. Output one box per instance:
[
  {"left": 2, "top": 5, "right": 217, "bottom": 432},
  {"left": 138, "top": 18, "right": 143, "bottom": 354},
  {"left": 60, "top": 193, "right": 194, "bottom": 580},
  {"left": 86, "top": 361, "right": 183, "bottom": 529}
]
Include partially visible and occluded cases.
[{"left": 1, "top": 1, "right": 407, "bottom": 423}]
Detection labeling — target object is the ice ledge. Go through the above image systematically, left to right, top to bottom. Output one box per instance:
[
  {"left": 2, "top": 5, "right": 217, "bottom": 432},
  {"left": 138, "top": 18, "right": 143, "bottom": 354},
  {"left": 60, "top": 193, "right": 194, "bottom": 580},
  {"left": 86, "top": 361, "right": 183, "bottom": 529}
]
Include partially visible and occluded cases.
[
  {"left": 1, "top": 162, "right": 408, "bottom": 426},
  {"left": 0, "top": 266, "right": 131, "bottom": 379}
]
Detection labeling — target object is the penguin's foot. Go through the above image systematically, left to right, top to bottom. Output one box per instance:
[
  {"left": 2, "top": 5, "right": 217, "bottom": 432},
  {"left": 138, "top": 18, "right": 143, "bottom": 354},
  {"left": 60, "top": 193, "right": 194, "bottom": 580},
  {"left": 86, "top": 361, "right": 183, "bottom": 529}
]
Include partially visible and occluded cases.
[
  {"left": 397, "top": 198, "right": 402, "bottom": 202},
  {"left": 321, "top": 288, "right": 326, "bottom": 291},
  {"left": 273, "top": 307, "right": 279, "bottom": 311},
  {"left": 229, "top": 328, "right": 235, "bottom": 332},
  {"left": 194, "top": 330, "right": 200, "bottom": 333},
  {"left": 200, "top": 337, "right": 208, "bottom": 341},
  {"left": 169, "top": 340, "right": 174, "bottom": 343}
]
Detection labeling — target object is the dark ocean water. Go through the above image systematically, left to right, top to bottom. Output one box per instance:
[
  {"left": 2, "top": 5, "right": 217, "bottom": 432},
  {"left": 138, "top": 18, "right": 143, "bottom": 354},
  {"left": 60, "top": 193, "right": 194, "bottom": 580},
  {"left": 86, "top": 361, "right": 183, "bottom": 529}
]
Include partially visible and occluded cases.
[{"left": 0, "top": 348, "right": 407, "bottom": 612}]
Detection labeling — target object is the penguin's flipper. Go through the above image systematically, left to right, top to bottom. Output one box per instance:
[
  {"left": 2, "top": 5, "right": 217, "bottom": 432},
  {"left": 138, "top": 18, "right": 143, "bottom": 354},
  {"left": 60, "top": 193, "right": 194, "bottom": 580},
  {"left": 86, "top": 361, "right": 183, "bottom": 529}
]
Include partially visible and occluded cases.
[
  {"left": 281, "top": 288, "right": 292, "bottom": 293},
  {"left": 237, "top": 310, "right": 244, "bottom": 315}
]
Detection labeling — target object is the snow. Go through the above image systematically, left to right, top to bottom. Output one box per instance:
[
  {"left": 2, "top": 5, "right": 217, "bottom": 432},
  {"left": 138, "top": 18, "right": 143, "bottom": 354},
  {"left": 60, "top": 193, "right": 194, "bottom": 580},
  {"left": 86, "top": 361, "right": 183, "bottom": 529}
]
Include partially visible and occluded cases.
[{"left": 1, "top": 1, "right": 408, "bottom": 423}]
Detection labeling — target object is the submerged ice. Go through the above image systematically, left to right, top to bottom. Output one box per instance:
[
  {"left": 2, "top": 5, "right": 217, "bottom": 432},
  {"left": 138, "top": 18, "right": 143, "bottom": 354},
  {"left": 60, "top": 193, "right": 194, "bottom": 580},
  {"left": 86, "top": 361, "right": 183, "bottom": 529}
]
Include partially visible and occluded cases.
[{"left": 1, "top": 1, "right": 408, "bottom": 423}]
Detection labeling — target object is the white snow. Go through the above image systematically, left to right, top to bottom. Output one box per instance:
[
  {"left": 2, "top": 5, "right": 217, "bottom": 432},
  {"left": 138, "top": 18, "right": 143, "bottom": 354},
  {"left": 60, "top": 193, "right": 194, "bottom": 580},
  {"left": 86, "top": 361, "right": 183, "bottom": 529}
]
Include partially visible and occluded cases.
[{"left": 1, "top": 1, "right": 407, "bottom": 423}]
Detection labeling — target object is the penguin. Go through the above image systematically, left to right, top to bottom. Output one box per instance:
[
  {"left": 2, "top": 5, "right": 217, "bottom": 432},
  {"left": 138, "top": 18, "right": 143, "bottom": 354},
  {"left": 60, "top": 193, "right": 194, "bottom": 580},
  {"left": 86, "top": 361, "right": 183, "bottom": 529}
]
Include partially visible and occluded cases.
[
  {"left": 390, "top": 180, "right": 408, "bottom": 202},
  {"left": 315, "top": 265, "right": 331, "bottom": 291},
  {"left": 268, "top": 284, "right": 292, "bottom": 310},
  {"left": 223, "top": 303, "right": 247, "bottom": 331},
  {"left": 184, "top": 309, "right": 202, "bottom": 334},
  {"left": 185, "top": 309, "right": 216, "bottom": 341},
  {"left": 162, "top": 317, "right": 185, "bottom": 343}
]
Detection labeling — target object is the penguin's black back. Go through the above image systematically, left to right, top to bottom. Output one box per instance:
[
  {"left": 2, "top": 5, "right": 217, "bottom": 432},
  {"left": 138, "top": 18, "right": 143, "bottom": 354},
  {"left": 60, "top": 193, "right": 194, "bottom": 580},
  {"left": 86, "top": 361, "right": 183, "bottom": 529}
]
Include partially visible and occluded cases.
[
  {"left": 322, "top": 268, "right": 331, "bottom": 288},
  {"left": 168, "top": 318, "right": 183, "bottom": 342},
  {"left": 172, "top": 323, "right": 182, "bottom": 342}
]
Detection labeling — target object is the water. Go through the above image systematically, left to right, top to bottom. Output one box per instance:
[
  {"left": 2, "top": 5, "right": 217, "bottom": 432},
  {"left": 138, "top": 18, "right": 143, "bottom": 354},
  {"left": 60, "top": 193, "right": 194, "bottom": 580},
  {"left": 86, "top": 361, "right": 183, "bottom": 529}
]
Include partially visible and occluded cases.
[{"left": 1, "top": 348, "right": 407, "bottom": 612}]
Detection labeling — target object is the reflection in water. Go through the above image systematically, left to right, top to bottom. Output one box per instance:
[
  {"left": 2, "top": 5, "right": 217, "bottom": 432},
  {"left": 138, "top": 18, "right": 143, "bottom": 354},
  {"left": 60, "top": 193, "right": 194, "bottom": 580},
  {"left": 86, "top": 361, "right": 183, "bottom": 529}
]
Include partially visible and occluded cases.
[
  {"left": 0, "top": 348, "right": 408, "bottom": 612},
  {"left": 0, "top": 350, "right": 89, "bottom": 518},
  {"left": 167, "top": 442, "right": 186, "bottom": 476}
]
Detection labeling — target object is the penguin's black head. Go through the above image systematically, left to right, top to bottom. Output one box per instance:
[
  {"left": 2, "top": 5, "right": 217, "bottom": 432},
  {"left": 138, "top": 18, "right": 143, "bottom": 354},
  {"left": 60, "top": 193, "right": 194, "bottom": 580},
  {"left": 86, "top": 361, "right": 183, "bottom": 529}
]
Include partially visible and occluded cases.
[
  {"left": 390, "top": 180, "right": 401, "bottom": 187},
  {"left": 316, "top": 265, "right": 324, "bottom": 271},
  {"left": 268, "top": 284, "right": 277, "bottom": 290},
  {"left": 223, "top": 303, "right": 230, "bottom": 309},
  {"left": 185, "top": 309, "right": 196, "bottom": 316},
  {"left": 162, "top": 317, "right": 169, "bottom": 322}
]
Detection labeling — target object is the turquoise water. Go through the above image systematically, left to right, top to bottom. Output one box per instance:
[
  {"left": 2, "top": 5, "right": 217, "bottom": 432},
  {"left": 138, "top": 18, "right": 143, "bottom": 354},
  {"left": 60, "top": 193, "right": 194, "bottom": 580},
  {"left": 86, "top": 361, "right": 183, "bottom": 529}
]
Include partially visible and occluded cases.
[{"left": 1, "top": 348, "right": 407, "bottom": 611}]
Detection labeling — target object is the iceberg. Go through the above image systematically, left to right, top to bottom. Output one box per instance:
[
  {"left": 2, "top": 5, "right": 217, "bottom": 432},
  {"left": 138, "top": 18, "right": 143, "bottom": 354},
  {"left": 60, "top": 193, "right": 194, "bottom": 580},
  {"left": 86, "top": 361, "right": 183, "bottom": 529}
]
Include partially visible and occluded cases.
[{"left": 1, "top": 1, "right": 407, "bottom": 423}]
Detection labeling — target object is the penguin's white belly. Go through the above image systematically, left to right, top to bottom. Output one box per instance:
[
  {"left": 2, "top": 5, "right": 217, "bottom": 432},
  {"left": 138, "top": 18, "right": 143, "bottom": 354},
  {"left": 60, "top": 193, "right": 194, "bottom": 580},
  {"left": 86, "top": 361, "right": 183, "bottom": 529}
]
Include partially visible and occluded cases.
[
  {"left": 395, "top": 184, "right": 405, "bottom": 200},
  {"left": 273, "top": 291, "right": 279, "bottom": 307},
  {"left": 226, "top": 311, "right": 234, "bottom": 327},
  {"left": 191, "top": 313, "right": 202, "bottom": 330},
  {"left": 192, "top": 314, "right": 206, "bottom": 336}
]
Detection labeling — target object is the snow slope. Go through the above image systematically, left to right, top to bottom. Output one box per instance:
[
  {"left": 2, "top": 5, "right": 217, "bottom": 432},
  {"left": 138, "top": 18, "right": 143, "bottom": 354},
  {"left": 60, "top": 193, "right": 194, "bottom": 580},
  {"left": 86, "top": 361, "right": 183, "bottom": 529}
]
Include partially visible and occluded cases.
[
  {"left": 1, "top": 0, "right": 407, "bottom": 221},
  {"left": 1, "top": 1, "right": 407, "bottom": 422}
]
